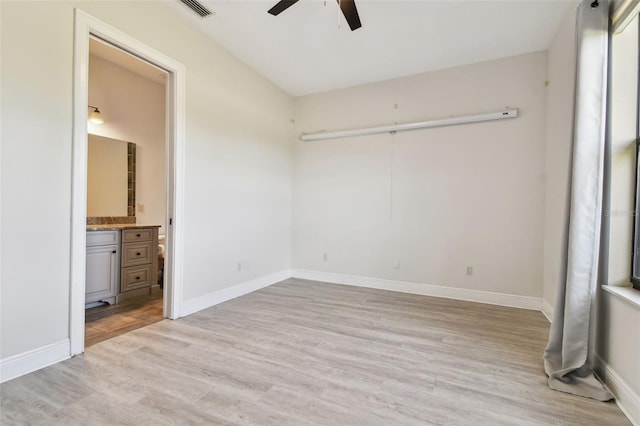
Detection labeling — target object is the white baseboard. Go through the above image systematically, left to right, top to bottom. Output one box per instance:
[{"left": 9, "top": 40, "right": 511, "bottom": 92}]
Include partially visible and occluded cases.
[
  {"left": 181, "top": 269, "right": 293, "bottom": 317},
  {"left": 292, "top": 269, "right": 542, "bottom": 311},
  {"left": 541, "top": 299, "right": 553, "bottom": 323},
  {"left": 0, "top": 339, "right": 70, "bottom": 384},
  {"left": 594, "top": 355, "right": 640, "bottom": 426}
]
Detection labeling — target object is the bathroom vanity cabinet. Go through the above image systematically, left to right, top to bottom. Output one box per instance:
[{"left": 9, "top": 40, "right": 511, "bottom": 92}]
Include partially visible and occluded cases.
[
  {"left": 86, "top": 225, "right": 160, "bottom": 306},
  {"left": 119, "top": 228, "right": 159, "bottom": 301},
  {"left": 86, "top": 230, "right": 120, "bottom": 305}
]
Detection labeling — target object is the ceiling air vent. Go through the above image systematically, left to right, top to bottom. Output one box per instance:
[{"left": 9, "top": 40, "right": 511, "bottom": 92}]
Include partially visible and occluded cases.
[{"left": 179, "top": 0, "right": 213, "bottom": 18}]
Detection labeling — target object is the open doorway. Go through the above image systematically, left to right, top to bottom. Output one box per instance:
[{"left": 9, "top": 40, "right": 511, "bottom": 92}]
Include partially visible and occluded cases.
[
  {"left": 71, "top": 9, "right": 185, "bottom": 355},
  {"left": 84, "top": 37, "right": 168, "bottom": 347}
]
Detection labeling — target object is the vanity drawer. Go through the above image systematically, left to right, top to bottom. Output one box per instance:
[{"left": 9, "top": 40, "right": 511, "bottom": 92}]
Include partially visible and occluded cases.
[
  {"left": 122, "top": 228, "right": 153, "bottom": 243},
  {"left": 87, "top": 230, "right": 120, "bottom": 247},
  {"left": 122, "top": 241, "right": 153, "bottom": 267},
  {"left": 121, "top": 264, "right": 152, "bottom": 292}
]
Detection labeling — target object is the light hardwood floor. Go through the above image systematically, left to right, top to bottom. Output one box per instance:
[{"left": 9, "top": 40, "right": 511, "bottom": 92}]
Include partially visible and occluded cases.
[
  {"left": 0, "top": 278, "right": 630, "bottom": 425},
  {"left": 85, "top": 292, "right": 164, "bottom": 347}
]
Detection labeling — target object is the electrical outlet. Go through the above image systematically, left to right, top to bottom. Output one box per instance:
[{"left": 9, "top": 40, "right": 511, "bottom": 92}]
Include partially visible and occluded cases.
[
  {"left": 138, "top": 203, "right": 145, "bottom": 212},
  {"left": 323, "top": 253, "right": 328, "bottom": 262},
  {"left": 393, "top": 260, "right": 400, "bottom": 269},
  {"left": 237, "top": 262, "right": 242, "bottom": 272},
  {"left": 466, "top": 266, "right": 473, "bottom": 276}
]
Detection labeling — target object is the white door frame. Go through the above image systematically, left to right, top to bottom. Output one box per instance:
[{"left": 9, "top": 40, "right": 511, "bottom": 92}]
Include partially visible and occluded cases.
[{"left": 71, "top": 9, "right": 186, "bottom": 355}]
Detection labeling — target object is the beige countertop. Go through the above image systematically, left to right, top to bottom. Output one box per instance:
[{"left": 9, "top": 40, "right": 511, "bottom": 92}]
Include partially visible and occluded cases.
[{"left": 86, "top": 224, "right": 161, "bottom": 231}]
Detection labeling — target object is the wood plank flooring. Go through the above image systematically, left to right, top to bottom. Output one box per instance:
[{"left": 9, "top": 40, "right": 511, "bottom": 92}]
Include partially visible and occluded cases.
[
  {"left": 0, "top": 278, "right": 631, "bottom": 425},
  {"left": 85, "top": 292, "right": 163, "bottom": 347}
]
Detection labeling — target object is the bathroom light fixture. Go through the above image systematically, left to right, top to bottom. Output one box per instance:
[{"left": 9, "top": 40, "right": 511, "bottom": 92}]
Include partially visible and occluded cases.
[{"left": 88, "top": 105, "right": 104, "bottom": 124}]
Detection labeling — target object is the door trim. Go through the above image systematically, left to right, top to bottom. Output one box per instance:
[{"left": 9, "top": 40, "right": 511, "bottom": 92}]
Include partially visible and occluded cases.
[{"left": 71, "top": 9, "right": 186, "bottom": 355}]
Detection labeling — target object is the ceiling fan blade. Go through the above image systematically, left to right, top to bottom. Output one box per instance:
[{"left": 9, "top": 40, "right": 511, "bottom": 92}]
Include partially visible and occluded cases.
[
  {"left": 268, "top": 0, "right": 300, "bottom": 16},
  {"left": 336, "top": 0, "right": 362, "bottom": 31}
]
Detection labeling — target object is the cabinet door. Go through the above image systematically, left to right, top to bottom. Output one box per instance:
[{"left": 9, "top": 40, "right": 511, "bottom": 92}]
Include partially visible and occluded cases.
[{"left": 86, "top": 244, "right": 119, "bottom": 304}]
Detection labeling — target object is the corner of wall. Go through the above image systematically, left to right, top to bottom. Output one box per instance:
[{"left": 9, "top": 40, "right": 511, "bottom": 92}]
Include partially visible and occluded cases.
[{"left": 180, "top": 269, "right": 293, "bottom": 317}]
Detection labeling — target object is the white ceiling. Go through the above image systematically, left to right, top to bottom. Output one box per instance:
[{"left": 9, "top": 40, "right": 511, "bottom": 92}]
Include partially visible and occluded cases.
[
  {"left": 163, "top": 0, "right": 575, "bottom": 97},
  {"left": 89, "top": 37, "right": 168, "bottom": 85}
]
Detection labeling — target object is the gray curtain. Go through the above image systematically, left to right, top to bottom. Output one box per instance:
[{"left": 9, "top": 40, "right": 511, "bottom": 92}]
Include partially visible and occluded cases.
[{"left": 543, "top": 0, "right": 613, "bottom": 401}]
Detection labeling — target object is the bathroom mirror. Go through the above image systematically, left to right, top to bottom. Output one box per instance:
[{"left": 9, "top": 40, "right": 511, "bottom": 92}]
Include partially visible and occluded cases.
[{"left": 87, "top": 134, "right": 136, "bottom": 217}]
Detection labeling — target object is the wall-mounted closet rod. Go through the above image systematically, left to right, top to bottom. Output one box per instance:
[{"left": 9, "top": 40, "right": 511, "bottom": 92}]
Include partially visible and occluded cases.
[{"left": 300, "top": 108, "right": 519, "bottom": 142}]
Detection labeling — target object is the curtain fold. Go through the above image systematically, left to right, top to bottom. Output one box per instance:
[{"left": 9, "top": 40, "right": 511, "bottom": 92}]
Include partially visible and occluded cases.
[{"left": 543, "top": 0, "right": 613, "bottom": 402}]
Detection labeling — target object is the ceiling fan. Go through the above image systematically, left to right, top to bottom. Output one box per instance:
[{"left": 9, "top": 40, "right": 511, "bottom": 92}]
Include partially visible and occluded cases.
[{"left": 268, "top": 0, "right": 362, "bottom": 31}]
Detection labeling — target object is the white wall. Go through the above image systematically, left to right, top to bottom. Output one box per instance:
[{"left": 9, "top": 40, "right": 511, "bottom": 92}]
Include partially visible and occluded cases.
[
  {"left": 0, "top": 1, "right": 293, "bottom": 360},
  {"left": 1, "top": 1, "right": 73, "bottom": 360},
  {"left": 542, "top": 5, "right": 577, "bottom": 316},
  {"left": 293, "top": 52, "right": 547, "bottom": 299},
  {"left": 88, "top": 54, "right": 166, "bottom": 232},
  {"left": 597, "top": 291, "right": 640, "bottom": 422}
]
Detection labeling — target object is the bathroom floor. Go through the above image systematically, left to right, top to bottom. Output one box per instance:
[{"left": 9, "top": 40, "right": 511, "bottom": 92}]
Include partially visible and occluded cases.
[{"left": 85, "top": 292, "right": 163, "bottom": 347}]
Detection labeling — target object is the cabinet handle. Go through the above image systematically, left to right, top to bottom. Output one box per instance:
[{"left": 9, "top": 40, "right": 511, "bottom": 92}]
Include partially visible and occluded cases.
[
  {"left": 136, "top": 233, "right": 141, "bottom": 237},
  {"left": 112, "top": 250, "right": 117, "bottom": 254},
  {"left": 136, "top": 252, "right": 141, "bottom": 256},
  {"left": 136, "top": 276, "right": 140, "bottom": 280}
]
